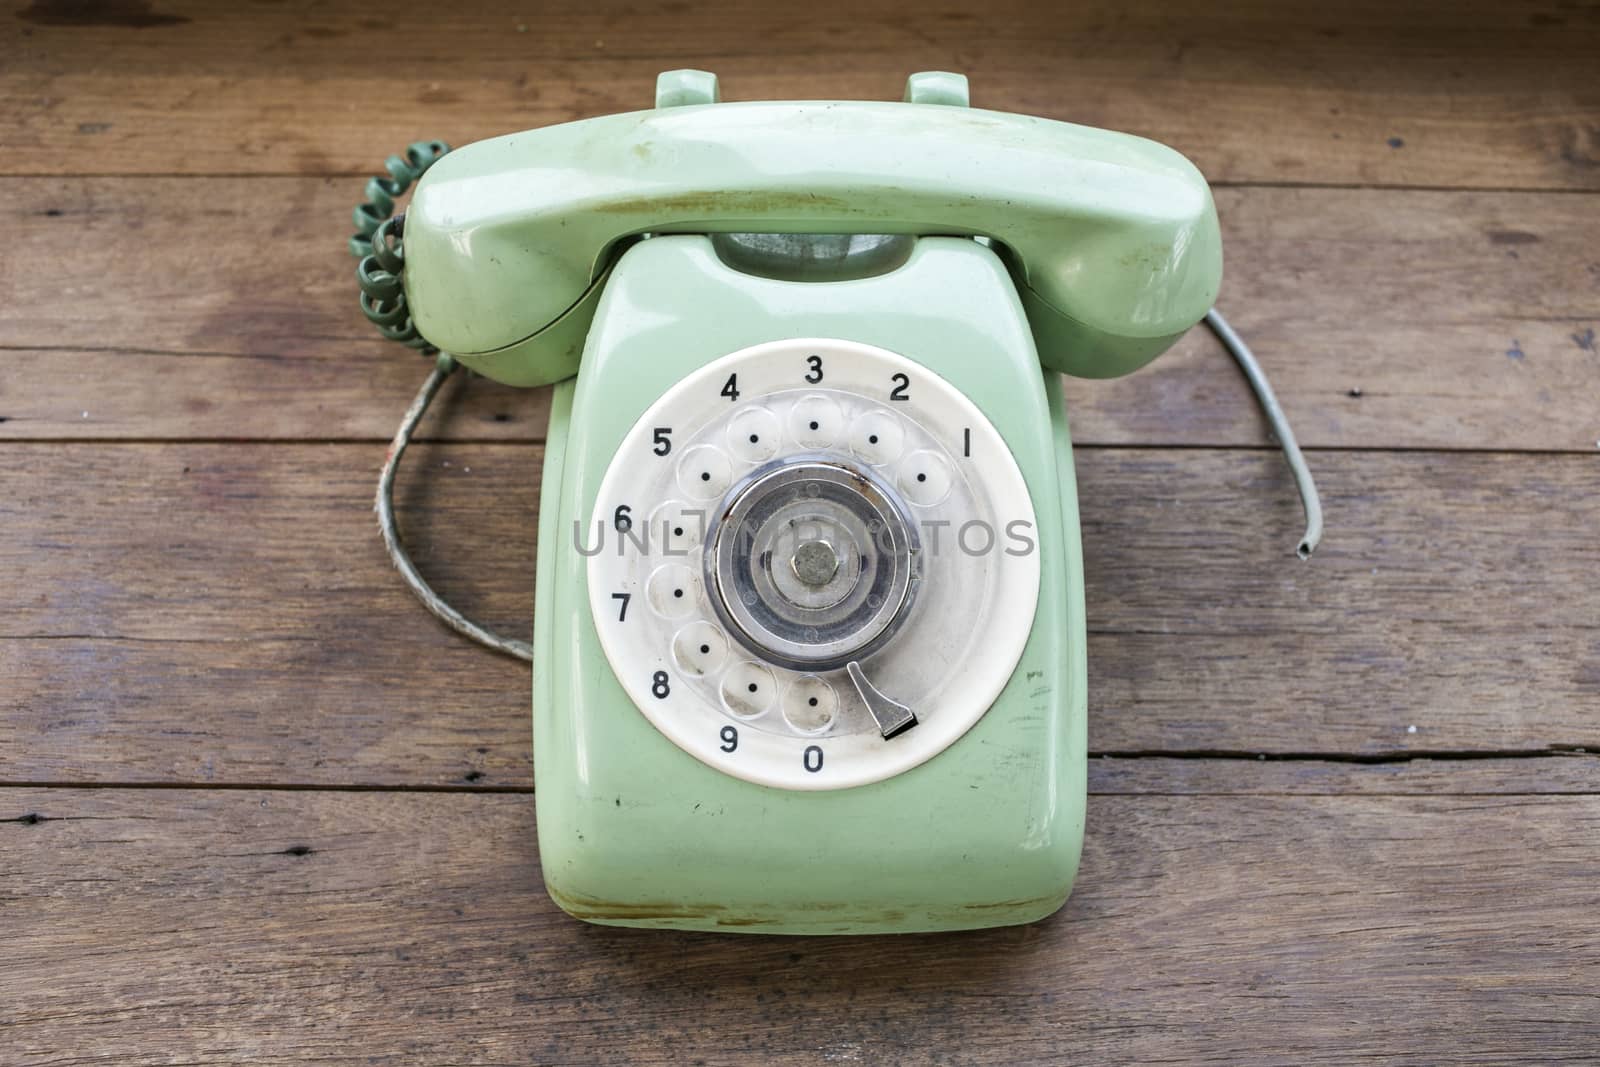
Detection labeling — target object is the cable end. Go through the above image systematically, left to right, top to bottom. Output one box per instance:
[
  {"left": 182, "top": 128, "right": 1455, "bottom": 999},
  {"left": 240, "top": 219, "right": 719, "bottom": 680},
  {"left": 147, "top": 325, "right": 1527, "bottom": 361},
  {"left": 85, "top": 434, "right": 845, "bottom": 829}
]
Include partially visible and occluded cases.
[{"left": 1296, "top": 539, "right": 1315, "bottom": 561}]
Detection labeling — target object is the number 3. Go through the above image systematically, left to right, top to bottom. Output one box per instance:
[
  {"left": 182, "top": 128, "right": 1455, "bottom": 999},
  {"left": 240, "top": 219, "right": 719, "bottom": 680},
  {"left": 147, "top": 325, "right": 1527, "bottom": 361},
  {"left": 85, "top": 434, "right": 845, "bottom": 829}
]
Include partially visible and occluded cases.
[{"left": 805, "top": 355, "right": 824, "bottom": 384}]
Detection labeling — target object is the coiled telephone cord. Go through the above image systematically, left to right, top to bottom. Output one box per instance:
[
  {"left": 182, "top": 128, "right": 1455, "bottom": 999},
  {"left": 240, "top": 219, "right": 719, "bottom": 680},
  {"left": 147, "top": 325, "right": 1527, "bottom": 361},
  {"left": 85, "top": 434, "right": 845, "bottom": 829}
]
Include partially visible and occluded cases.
[
  {"left": 348, "top": 139, "right": 451, "bottom": 351},
  {"left": 356, "top": 146, "right": 1322, "bottom": 662}
]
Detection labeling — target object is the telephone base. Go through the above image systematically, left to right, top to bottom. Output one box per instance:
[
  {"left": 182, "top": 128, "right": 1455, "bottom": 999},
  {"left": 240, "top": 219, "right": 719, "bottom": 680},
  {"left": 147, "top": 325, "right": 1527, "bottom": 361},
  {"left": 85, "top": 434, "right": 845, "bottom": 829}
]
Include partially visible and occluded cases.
[{"left": 531, "top": 235, "right": 1086, "bottom": 934}]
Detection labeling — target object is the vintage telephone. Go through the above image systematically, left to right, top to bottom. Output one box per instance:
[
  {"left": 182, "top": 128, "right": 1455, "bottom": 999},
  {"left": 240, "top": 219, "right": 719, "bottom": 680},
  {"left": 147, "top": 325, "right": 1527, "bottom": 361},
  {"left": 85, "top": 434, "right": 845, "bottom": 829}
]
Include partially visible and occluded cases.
[{"left": 351, "top": 71, "right": 1320, "bottom": 934}]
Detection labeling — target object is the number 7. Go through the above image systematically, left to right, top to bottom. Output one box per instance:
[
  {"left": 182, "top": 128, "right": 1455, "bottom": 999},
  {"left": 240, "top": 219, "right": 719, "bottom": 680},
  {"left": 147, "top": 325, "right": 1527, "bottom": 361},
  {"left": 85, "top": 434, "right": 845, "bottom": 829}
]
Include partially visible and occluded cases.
[{"left": 612, "top": 592, "right": 631, "bottom": 621}]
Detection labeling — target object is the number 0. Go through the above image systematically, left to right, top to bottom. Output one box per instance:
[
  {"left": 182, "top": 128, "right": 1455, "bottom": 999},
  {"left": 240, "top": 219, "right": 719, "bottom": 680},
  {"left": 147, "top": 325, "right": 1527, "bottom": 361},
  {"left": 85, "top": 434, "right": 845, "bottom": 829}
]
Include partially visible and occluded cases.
[{"left": 803, "top": 745, "right": 823, "bottom": 773}]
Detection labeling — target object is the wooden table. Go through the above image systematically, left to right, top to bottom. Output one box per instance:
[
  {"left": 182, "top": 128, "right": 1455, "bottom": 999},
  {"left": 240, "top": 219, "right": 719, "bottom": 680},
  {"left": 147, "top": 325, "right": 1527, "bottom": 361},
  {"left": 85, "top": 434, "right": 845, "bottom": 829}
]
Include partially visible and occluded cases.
[{"left": 4, "top": 2, "right": 1598, "bottom": 1062}]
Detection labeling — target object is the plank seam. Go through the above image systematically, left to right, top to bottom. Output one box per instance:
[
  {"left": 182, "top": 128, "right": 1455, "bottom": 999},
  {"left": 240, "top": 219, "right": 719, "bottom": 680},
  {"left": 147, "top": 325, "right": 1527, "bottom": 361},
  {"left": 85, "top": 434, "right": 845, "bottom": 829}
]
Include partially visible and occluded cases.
[
  {"left": 5, "top": 174, "right": 1600, "bottom": 195},
  {"left": 1, "top": 439, "right": 1599, "bottom": 456},
  {"left": 1091, "top": 748, "right": 1597, "bottom": 763},
  {"left": 0, "top": 751, "right": 1592, "bottom": 794},
  {"left": 0, "top": 783, "right": 1592, "bottom": 798}
]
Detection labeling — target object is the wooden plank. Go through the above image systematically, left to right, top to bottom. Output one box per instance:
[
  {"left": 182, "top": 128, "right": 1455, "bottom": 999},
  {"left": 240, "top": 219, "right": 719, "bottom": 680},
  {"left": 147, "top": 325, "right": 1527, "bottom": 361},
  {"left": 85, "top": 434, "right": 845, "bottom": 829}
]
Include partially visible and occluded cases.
[
  {"left": 5, "top": 0, "right": 1598, "bottom": 188},
  {"left": 3, "top": 179, "right": 1598, "bottom": 450},
  {"left": 1082, "top": 187, "right": 1600, "bottom": 452},
  {"left": 0, "top": 440, "right": 537, "bottom": 789},
  {"left": 2, "top": 443, "right": 1595, "bottom": 787},
  {"left": 1087, "top": 755, "right": 1600, "bottom": 796},
  {"left": 2, "top": 786, "right": 1596, "bottom": 1063}
]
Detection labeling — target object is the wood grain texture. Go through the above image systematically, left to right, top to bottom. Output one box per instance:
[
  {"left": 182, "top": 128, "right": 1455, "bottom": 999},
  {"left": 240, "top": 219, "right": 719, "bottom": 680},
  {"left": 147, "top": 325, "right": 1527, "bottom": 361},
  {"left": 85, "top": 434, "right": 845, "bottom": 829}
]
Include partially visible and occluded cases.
[
  {"left": 5, "top": 0, "right": 1599, "bottom": 188},
  {"left": 6, "top": 4, "right": 1598, "bottom": 1060},
  {"left": 3, "top": 179, "right": 1599, "bottom": 450},
  {"left": 3, "top": 443, "right": 1595, "bottom": 788},
  {"left": 1087, "top": 754, "right": 1600, "bottom": 796},
  {"left": 2, "top": 786, "right": 1596, "bottom": 1064}
]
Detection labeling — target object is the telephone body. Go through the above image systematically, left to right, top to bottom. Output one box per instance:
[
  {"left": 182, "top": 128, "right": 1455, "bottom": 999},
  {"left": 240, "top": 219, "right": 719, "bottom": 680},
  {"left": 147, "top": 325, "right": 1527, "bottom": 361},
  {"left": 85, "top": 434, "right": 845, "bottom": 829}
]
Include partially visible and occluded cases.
[{"left": 396, "top": 72, "right": 1222, "bottom": 933}]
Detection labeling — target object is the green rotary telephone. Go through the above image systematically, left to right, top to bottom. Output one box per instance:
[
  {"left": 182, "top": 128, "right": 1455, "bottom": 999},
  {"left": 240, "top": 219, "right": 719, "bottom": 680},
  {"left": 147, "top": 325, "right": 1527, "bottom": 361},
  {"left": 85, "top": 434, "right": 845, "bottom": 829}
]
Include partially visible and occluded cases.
[{"left": 353, "top": 70, "right": 1318, "bottom": 934}]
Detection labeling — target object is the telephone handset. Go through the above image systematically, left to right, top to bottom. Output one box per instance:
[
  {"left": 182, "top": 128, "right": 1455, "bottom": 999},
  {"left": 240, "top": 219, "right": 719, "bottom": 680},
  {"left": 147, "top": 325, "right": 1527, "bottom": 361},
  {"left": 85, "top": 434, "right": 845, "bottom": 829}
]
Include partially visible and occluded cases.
[
  {"left": 356, "top": 71, "right": 1319, "bottom": 934},
  {"left": 401, "top": 71, "right": 1220, "bottom": 388}
]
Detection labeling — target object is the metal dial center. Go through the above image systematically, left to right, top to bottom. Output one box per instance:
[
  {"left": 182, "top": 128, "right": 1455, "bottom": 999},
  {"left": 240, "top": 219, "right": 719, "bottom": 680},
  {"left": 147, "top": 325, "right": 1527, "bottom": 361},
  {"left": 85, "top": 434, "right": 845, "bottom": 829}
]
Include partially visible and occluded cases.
[
  {"left": 703, "top": 455, "right": 921, "bottom": 672},
  {"left": 791, "top": 539, "right": 840, "bottom": 586}
]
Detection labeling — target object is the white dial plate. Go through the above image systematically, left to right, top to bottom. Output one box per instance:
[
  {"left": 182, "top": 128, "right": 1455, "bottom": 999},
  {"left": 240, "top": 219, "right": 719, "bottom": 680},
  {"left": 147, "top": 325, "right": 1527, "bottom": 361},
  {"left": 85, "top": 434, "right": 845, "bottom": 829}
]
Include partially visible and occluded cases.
[{"left": 586, "top": 338, "right": 1040, "bottom": 790}]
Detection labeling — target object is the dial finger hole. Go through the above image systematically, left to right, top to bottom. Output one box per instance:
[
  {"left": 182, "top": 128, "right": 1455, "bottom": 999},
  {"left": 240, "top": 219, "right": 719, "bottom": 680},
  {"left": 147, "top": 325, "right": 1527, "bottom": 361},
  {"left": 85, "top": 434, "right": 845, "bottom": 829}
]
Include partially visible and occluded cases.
[
  {"left": 788, "top": 394, "right": 842, "bottom": 449},
  {"left": 726, "top": 406, "right": 782, "bottom": 463},
  {"left": 848, "top": 409, "right": 906, "bottom": 466},
  {"left": 677, "top": 444, "right": 733, "bottom": 500},
  {"left": 896, "top": 448, "right": 954, "bottom": 507},
  {"left": 649, "top": 499, "right": 708, "bottom": 555},
  {"left": 646, "top": 563, "right": 700, "bottom": 619},
  {"left": 672, "top": 621, "right": 728, "bottom": 679},
  {"left": 720, "top": 660, "right": 777, "bottom": 719},
  {"left": 782, "top": 675, "right": 837, "bottom": 735}
]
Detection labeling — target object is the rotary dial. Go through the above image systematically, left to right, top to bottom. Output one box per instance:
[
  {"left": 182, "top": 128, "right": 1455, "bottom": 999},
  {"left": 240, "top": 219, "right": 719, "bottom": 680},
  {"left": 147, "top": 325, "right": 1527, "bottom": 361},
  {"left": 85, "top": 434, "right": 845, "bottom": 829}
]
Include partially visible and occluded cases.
[{"left": 587, "top": 338, "right": 1039, "bottom": 790}]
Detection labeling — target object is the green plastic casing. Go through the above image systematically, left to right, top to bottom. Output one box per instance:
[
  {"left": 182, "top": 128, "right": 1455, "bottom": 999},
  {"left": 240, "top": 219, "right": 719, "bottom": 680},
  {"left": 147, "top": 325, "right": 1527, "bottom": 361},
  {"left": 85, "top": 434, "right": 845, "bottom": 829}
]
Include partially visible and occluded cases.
[
  {"left": 403, "top": 93, "right": 1222, "bottom": 387},
  {"left": 532, "top": 234, "right": 1086, "bottom": 933}
]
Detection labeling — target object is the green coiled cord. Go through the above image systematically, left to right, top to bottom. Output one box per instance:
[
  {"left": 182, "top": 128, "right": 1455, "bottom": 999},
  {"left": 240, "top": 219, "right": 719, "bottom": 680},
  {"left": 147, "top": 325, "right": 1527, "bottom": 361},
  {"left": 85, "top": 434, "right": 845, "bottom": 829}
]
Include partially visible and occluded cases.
[{"left": 348, "top": 139, "right": 451, "bottom": 351}]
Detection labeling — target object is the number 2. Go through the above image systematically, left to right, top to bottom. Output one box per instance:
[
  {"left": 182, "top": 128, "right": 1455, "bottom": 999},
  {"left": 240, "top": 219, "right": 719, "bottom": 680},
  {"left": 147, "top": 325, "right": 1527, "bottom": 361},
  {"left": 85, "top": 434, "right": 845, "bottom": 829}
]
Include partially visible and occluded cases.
[{"left": 889, "top": 373, "right": 910, "bottom": 401}]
